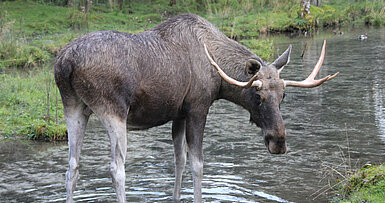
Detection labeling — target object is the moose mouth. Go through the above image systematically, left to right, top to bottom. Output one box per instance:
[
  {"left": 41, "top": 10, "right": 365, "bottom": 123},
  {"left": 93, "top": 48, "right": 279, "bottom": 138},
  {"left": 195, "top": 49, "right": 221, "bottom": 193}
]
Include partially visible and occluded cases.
[
  {"left": 264, "top": 133, "right": 287, "bottom": 154},
  {"left": 265, "top": 139, "right": 287, "bottom": 154}
]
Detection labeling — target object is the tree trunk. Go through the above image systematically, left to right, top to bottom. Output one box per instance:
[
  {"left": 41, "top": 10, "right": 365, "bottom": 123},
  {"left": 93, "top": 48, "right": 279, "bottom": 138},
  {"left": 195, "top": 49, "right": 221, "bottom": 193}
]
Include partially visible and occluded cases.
[
  {"left": 65, "top": 0, "right": 71, "bottom": 7},
  {"left": 85, "top": 0, "right": 90, "bottom": 13},
  {"left": 108, "top": 0, "right": 114, "bottom": 11},
  {"left": 118, "top": 0, "right": 123, "bottom": 10},
  {"left": 301, "top": 0, "right": 311, "bottom": 18},
  {"left": 312, "top": 0, "right": 321, "bottom": 6}
]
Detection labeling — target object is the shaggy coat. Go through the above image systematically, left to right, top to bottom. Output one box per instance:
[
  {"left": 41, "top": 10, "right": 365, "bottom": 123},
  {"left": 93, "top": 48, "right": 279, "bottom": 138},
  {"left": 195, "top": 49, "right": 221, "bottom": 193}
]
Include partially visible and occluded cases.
[{"left": 55, "top": 13, "right": 288, "bottom": 203}]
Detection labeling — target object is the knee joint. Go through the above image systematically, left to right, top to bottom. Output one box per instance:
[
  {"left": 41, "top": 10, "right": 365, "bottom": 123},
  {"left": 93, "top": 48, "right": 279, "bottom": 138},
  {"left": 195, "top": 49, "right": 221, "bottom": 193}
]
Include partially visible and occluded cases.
[{"left": 68, "top": 158, "right": 79, "bottom": 171}]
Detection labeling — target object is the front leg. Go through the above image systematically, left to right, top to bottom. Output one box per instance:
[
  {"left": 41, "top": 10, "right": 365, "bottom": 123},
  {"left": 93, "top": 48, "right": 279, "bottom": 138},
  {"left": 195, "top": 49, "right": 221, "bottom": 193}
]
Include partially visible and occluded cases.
[{"left": 185, "top": 112, "right": 207, "bottom": 203}]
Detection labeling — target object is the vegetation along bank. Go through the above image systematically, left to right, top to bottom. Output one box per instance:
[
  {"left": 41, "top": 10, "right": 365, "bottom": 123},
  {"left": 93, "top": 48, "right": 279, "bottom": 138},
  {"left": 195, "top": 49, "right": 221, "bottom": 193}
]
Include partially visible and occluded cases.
[{"left": 331, "top": 164, "right": 385, "bottom": 203}]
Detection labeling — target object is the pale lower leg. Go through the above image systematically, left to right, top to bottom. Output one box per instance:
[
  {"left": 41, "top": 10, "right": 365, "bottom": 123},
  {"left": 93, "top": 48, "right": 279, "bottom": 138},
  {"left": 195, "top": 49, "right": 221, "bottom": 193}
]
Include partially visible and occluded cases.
[
  {"left": 65, "top": 105, "right": 89, "bottom": 203},
  {"left": 99, "top": 115, "right": 127, "bottom": 203},
  {"left": 172, "top": 119, "right": 187, "bottom": 201},
  {"left": 189, "top": 152, "right": 203, "bottom": 203}
]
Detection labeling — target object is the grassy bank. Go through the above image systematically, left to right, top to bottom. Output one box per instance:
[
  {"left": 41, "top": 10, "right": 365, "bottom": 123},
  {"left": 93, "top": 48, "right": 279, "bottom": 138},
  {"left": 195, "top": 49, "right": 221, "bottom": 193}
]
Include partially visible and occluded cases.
[
  {"left": 1, "top": 0, "right": 384, "bottom": 69},
  {"left": 0, "top": 66, "right": 67, "bottom": 141},
  {"left": 333, "top": 164, "right": 385, "bottom": 202}
]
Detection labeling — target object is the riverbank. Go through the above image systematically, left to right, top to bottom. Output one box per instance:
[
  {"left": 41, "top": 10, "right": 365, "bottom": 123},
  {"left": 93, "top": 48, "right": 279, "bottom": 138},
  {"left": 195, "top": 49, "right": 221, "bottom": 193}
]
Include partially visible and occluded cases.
[
  {"left": 1, "top": 0, "right": 384, "bottom": 69},
  {"left": 0, "top": 65, "right": 67, "bottom": 141},
  {"left": 332, "top": 164, "right": 385, "bottom": 202}
]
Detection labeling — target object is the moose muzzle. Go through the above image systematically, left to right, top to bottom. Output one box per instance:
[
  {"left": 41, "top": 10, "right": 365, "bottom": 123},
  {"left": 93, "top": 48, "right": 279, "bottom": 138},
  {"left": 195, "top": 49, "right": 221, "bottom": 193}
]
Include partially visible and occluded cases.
[{"left": 263, "top": 130, "right": 287, "bottom": 154}]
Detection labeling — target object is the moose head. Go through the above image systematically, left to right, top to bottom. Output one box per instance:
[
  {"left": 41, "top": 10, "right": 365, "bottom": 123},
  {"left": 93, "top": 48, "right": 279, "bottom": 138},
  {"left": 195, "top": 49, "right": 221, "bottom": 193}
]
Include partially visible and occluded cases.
[{"left": 204, "top": 41, "right": 339, "bottom": 154}]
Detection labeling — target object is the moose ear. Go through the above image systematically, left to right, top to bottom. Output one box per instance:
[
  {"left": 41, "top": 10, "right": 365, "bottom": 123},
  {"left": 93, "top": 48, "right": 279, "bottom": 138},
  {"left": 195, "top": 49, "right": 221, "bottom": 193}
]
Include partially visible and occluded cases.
[
  {"left": 272, "top": 45, "right": 291, "bottom": 71},
  {"left": 246, "top": 59, "right": 261, "bottom": 75}
]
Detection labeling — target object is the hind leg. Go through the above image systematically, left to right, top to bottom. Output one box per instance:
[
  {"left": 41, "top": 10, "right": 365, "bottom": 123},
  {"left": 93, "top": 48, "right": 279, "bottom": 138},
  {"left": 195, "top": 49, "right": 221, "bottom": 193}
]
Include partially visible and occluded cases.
[
  {"left": 64, "top": 102, "right": 90, "bottom": 203},
  {"left": 96, "top": 113, "right": 127, "bottom": 203},
  {"left": 172, "top": 119, "right": 187, "bottom": 201}
]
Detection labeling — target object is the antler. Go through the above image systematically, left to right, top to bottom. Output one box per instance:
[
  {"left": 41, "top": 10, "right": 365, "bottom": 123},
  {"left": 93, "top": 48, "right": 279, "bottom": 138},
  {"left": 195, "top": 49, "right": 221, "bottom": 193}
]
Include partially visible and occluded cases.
[
  {"left": 283, "top": 40, "right": 339, "bottom": 88},
  {"left": 204, "top": 44, "right": 262, "bottom": 89}
]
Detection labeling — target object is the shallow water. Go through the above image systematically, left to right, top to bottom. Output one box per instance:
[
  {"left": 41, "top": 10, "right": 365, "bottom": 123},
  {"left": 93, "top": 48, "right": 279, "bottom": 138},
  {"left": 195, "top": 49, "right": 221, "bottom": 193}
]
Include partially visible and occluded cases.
[{"left": 0, "top": 27, "right": 384, "bottom": 202}]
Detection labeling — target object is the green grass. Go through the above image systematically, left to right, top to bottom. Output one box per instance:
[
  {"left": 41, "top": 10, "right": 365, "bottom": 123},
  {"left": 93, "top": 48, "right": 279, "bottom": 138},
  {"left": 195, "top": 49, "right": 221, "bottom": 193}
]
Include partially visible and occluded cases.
[
  {"left": 1, "top": 0, "right": 384, "bottom": 69},
  {"left": 0, "top": 35, "right": 50, "bottom": 68},
  {"left": 240, "top": 38, "right": 274, "bottom": 61},
  {"left": 0, "top": 66, "right": 67, "bottom": 141},
  {"left": 335, "top": 164, "right": 385, "bottom": 202}
]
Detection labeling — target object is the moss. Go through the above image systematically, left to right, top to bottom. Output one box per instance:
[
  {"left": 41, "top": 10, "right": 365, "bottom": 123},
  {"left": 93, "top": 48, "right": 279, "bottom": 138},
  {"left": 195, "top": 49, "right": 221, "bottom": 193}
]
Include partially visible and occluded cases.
[
  {"left": 19, "top": 121, "right": 67, "bottom": 141},
  {"left": 336, "top": 164, "right": 385, "bottom": 202}
]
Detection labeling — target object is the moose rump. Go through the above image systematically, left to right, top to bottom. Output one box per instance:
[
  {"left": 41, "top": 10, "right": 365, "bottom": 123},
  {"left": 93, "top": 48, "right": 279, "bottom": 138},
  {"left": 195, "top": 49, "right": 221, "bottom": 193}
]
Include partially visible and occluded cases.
[{"left": 55, "top": 30, "right": 194, "bottom": 127}]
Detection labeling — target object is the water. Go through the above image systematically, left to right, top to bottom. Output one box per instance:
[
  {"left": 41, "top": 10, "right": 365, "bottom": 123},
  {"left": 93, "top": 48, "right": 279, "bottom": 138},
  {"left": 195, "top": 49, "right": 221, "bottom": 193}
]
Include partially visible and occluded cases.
[{"left": 1, "top": 27, "right": 384, "bottom": 202}]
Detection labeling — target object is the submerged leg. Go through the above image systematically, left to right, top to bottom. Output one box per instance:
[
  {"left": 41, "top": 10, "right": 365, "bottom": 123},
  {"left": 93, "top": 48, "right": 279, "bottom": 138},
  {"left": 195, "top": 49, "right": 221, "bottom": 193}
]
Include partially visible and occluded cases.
[
  {"left": 65, "top": 103, "right": 90, "bottom": 203},
  {"left": 186, "top": 113, "right": 207, "bottom": 203},
  {"left": 98, "top": 114, "right": 127, "bottom": 203},
  {"left": 172, "top": 119, "right": 187, "bottom": 201}
]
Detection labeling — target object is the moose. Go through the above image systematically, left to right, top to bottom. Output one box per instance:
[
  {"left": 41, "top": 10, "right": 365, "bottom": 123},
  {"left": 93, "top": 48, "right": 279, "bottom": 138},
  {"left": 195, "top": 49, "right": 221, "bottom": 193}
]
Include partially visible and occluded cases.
[{"left": 54, "top": 13, "right": 338, "bottom": 202}]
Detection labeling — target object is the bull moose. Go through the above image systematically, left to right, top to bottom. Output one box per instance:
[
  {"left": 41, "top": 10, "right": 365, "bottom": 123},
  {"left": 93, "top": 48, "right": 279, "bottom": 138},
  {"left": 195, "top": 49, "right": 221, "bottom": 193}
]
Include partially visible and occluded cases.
[{"left": 54, "top": 13, "right": 338, "bottom": 202}]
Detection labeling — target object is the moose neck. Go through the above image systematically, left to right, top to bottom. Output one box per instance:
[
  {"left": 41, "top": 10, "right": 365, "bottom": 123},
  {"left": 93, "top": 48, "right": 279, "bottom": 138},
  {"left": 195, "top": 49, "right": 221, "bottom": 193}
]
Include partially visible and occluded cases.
[
  {"left": 152, "top": 13, "right": 262, "bottom": 109},
  {"left": 209, "top": 40, "right": 260, "bottom": 109}
]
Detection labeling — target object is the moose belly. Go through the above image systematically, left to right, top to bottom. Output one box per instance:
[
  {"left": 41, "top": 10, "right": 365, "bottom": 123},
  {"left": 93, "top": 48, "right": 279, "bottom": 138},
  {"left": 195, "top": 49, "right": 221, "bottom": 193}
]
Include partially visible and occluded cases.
[{"left": 126, "top": 97, "right": 183, "bottom": 130}]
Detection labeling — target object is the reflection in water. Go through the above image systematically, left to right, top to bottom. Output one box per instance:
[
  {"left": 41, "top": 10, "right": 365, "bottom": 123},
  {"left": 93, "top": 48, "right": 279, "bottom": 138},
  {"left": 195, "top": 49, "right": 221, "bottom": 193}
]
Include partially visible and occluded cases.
[
  {"left": 0, "top": 27, "right": 384, "bottom": 203},
  {"left": 372, "top": 54, "right": 385, "bottom": 141},
  {"left": 374, "top": 83, "right": 385, "bottom": 141}
]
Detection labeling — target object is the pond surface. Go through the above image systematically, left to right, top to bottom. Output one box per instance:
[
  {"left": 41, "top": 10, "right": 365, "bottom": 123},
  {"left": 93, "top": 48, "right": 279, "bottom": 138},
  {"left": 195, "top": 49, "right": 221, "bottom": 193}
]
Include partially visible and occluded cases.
[{"left": 0, "top": 27, "right": 384, "bottom": 202}]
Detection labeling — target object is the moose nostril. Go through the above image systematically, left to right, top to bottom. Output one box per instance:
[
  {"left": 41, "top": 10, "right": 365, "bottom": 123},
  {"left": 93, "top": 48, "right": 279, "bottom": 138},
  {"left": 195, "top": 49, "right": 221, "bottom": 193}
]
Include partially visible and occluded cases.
[
  {"left": 264, "top": 135, "right": 272, "bottom": 146},
  {"left": 276, "top": 139, "right": 286, "bottom": 147}
]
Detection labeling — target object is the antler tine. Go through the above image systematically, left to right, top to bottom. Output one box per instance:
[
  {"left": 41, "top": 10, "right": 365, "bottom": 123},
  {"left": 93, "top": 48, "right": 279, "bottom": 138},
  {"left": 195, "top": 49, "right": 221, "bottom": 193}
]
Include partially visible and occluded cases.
[
  {"left": 284, "top": 40, "right": 339, "bottom": 88},
  {"left": 309, "top": 40, "right": 326, "bottom": 80},
  {"left": 204, "top": 44, "right": 262, "bottom": 88}
]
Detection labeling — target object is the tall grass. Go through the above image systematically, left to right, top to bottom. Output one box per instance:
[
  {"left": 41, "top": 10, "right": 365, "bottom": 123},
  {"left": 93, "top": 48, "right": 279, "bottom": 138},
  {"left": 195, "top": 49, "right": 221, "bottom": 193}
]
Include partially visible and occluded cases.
[
  {"left": 0, "top": 11, "right": 50, "bottom": 69},
  {"left": 0, "top": 66, "right": 67, "bottom": 140},
  {"left": 311, "top": 126, "right": 385, "bottom": 202}
]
